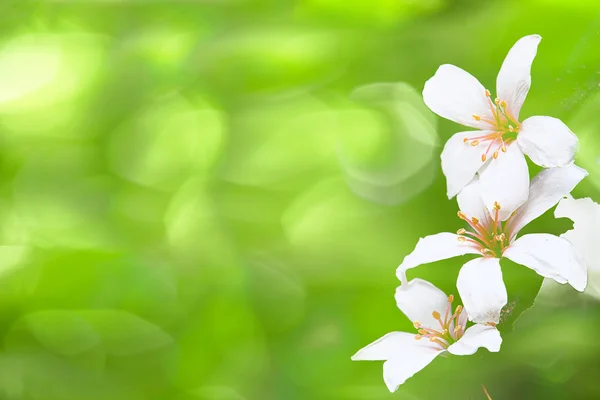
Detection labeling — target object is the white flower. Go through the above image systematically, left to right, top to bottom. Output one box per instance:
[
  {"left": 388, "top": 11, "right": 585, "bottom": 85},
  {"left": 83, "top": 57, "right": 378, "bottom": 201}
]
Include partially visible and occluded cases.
[
  {"left": 424, "top": 34, "right": 579, "bottom": 220},
  {"left": 396, "top": 164, "right": 588, "bottom": 325},
  {"left": 554, "top": 196, "right": 600, "bottom": 298},
  {"left": 351, "top": 275, "right": 501, "bottom": 392}
]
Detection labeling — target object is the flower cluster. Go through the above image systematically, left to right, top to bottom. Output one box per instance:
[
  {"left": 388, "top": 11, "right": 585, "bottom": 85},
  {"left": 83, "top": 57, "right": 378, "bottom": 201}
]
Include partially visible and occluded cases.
[{"left": 352, "top": 35, "right": 590, "bottom": 392}]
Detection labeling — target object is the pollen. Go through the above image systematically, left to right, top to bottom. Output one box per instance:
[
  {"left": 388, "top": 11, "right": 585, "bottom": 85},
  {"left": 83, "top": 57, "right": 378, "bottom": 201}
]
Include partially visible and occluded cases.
[
  {"left": 494, "top": 98, "right": 500, "bottom": 105},
  {"left": 500, "top": 100, "right": 507, "bottom": 108},
  {"left": 472, "top": 114, "right": 481, "bottom": 121},
  {"left": 463, "top": 137, "right": 469, "bottom": 143},
  {"left": 471, "top": 140, "right": 480, "bottom": 146},
  {"left": 501, "top": 145, "right": 507, "bottom": 152},
  {"left": 493, "top": 151, "right": 499, "bottom": 159},
  {"left": 481, "top": 154, "right": 487, "bottom": 162},
  {"left": 493, "top": 201, "right": 501, "bottom": 210},
  {"left": 457, "top": 211, "right": 467, "bottom": 219},
  {"left": 471, "top": 217, "right": 479, "bottom": 224},
  {"left": 457, "top": 228, "right": 466, "bottom": 234},
  {"left": 457, "top": 236, "right": 466, "bottom": 242},
  {"left": 448, "top": 294, "right": 454, "bottom": 303},
  {"left": 432, "top": 311, "right": 441, "bottom": 320},
  {"left": 413, "top": 321, "right": 421, "bottom": 328},
  {"left": 414, "top": 334, "right": 422, "bottom": 340}
]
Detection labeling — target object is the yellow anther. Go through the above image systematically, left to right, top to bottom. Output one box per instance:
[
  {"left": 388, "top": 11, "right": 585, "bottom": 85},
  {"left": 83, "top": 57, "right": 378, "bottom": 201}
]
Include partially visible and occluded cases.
[
  {"left": 485, "top": 89, "right": 491, "bottom": 97},
  {"left": 494, "top": 98, "right": 500, "bottom": 105},
  {"left": 500, "top": 100, "right": 507, "bottom": 108},
  {"left": 472, "top": 114, "right": 481, "bottom": 121},
  {"left": 508, "top": 125, "right": 515, "bottom": 132},
  {"left": 463, "top": 137, "right": 469, "bottom": 143},
  {"left": 471, "top": 140, "right": 480, "bottom": 146},
  {"left": 501, "top": 145, "right": 507, "bottom": 152},
  {"left": 493, "top": 151, "right": 499, "bottom": 159},
  {"left": 481, "top": 154, "right": 487, "bottom": 162},
  {"left": 493, "top": 201, "right": 501, "bottom": 210},
  {"left": 457, "top": 211, "right": 467, "bottom": 219},
  {"left": 471, "top": 217, "right": 479, "bottom": 224},
  {"left": 457, "top": 228, "right": 466, "bottom": 235},
  {"left": 457, "top": 236, "right": 466, "bottom": 242},
  {"left": 481, "top": 248, "right": 492, "bottom": 255},
  {"left": 448, "top": 294, "right": 454, "bottom": 303},
  {"left": 455, "top": 305, "right": 463, "bottom": 314},
  {"left": 432, "top": 311, "right": 441, "bottom": 320},
  {"left": 413, "top": 321, "right": 421, "bottom": 328},
  {"left": 486, "top": 322, "right": 497, "bottom": 327},
  {"left": 454, "top": 325, "right": 461, "bottom": 334},
  {"left": 418, "top": 329, "right": 427, "bottom": 335},
  {"left": 442, "top": 329, "right": 448, "bottom": 336},
  {"left": 414, "top": 334, "right": 422, "bottom": 340},
  {"left": 429, "top": 337, "right": 437, "bottom": 342}
]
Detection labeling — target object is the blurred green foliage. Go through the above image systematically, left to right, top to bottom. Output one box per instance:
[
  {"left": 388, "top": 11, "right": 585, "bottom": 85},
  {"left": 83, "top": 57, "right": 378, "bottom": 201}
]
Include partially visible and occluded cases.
[{"left": 0, "top": 0, "right": 599, "bottom": 399}]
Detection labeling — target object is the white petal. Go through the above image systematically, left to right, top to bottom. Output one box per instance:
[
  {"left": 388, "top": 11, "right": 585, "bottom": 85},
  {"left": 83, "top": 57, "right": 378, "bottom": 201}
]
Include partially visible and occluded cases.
[
  {"left": 496, "top": 34, "right": 541, "bottom": 120},
  {"left": 423, "top": 64, "right": 495, "bottom": 130},
  {"left": 517, "top": 116, "right": 579, "bottom": 167},
  {"left": 441, "top": 131, "right": 492, "bottom": 199},
  {"left": 479, "top": 143, "right": 529, "bottom": 221},
  {"left": 506, "top": 164, "right": 588, "bottom": 240},
  {"left": 457, "top": 175, "right": 492, "bottom": 228},
  {"left": 555, "top": 196, "right": 600, "bottom": 272},
  {"left": 396, "top": 232, "right": 481, "bottom": 279},
  {"left": 503, "top": 233, "right": 587, "bottom": 291},
  {"left": 457, "top": 257, "right": 507, "bottom": 324},
  {"left": 395, "top": 279, "right": 449, "bottom": 330},
  {"left": 447, "top": 324, "right": 502, "bottom": 356},
  {"left": 351, "top": 332, "right": 442, "bottom": 392},
  {"left": 382, "top": 347, "right": 443, "bottom": 392}
]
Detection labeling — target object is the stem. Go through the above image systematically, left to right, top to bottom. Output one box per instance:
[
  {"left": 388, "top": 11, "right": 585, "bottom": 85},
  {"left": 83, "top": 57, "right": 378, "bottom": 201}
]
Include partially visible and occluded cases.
[{"left": 482, "top": 384, "right": 493, "bottom": 400}]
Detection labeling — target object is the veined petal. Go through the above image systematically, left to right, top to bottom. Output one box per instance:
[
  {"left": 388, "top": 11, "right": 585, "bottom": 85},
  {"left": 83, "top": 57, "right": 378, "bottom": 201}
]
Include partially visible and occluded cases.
[
  {"left": 496, "top": 34, "right": 541, "bottom": 120},
  {"left": 423, "top": 64, "right": 495, "bottom": 130},
  {"left": 518, "top": 116, "right": 578, "bottom": 167},
  {"left": 441, "top": 131, "right": 492, "bottom": 199},
  {"left": 479, "top": 143, "right": 529, "bottom": 221},
  {"left": 506, "top": 164, "right": 588, "bottom": 240},
  {"left": 457, "top": 175, "right": 492, "bottom": 228},
  {"left": 555, "top": 197, "right": 600, "bottom": 273},
  {"left": 396, "top": 232, "right": 481, "bottom": 279},
  {"left": 503, "top": 233, "right": 587, "bottom": 291},
  {"left": 457, "top": 257, "right": 507, "bottom": 324},
  {"left": 395, "top": 279, "right": 449, "bottom": 331},
  {"left": 447, "top": 324, "right": 502, "bottom": 356},
  {"left": 351, "top": 332, "right": 443, "bottom": 392},
  {"left": 382, "top": 347, "right": 443, "bottom": 392}
]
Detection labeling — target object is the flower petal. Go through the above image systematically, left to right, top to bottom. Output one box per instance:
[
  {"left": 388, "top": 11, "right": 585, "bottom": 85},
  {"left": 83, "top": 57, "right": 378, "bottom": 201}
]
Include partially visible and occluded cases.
[
  {"left": 496, "top": 34, "right": 541, "bottom": 120},
  {"left": 423, "top": 64, "right": 495, "bottom": 130},
  {"left": 517, "top": 116, "right": 578, "bottom": 167},
  {"left": 441, "top": 131, "right": 492, "bottom": 199},
  {"left": 479, "top": 143, "right": 529, "bottom": 221},
  {"left": 505, "top": 164, "right": 588, "bottom": 240},
  {"left": 457, "top": 175, "right": 492, "bottom": 228},
  {"left": 555, "top": 196, "right": 600, "bottom": 273},
  {"left": 396, "top": 232, "right": 481, "bottom": 279},
  {"left": 503, "top": 233, "right": 587, "bottom": 291},
  {"left": 457, "top": 257, "right": 507, "bottom": 324},
  {"left": 395, "top": 279, "right": 449, "bottom": 330},
  {"left": 447, "top": 324, "right": 502, "bottom": 356},
  {"left": 351, "top": 332, "right": 443, "bottom": 392},
  {"left": 382, "top": 347, "right": 443, "bottom": 392}
]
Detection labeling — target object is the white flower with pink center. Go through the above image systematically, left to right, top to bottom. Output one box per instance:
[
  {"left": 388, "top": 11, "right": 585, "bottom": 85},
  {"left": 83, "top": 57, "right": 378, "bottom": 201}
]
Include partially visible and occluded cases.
[
  {"left": 424, "top": 34, "right": 579, "bottom": 220},
  {"left": 396, "top": 164, "right": 588, "bottom": 325},
  {"left": 352, "top": 275, "right": 501, "bottom": 392}
]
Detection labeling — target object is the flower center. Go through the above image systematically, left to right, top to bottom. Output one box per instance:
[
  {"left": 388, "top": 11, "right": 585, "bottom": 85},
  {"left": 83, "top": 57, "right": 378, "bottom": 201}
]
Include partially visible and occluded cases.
[
  {"left": 464, "top": 89, "right": 521, "bottom": 162},
  {"left": 456, "top": 201, "right": 510, "bottom": 257},
  {"left": 413, "top": 294, "right": 465, "bottom": 349}
]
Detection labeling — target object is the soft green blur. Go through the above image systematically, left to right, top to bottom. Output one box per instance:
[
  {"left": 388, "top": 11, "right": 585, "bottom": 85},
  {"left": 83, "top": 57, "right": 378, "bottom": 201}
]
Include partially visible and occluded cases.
[{"left": 0, "top": 1, "right": 600, "bottom": 399}]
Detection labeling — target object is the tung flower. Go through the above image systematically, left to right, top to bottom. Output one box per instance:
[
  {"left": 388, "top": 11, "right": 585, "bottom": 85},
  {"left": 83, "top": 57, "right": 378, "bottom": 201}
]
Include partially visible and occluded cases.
[
  {"left": 424, "top": 34, "right": 579, "bottom": 220},
  {"left": 396, "top": 164, "right": 588, "bottom": 325},
  {"left": 554, "top": 196, "right": 600, "bottom": 298},
  {"left": 352, "top": 275, "right": 501, "bottom": 392}
]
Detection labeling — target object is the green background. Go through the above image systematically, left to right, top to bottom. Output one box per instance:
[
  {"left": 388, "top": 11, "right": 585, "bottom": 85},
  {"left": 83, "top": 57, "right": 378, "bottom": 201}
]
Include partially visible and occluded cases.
[{"left": 0, "top": 0, "right": 600, "bottom": 399}]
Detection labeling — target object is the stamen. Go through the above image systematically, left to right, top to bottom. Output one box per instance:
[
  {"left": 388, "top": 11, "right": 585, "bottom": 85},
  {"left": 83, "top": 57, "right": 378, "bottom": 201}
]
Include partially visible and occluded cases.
[
  {"left": 485, "top": 89, "right": 491, "bottom": 97},
  {"left": 494, "top": 98, "right": 500, "bottom": 105},
  {"left": 500, "top": 100, "right": 507, "bottom": 109},
  {"left": 472, "top": 114, "right": 481, "bottom": 121},
  {"left": 508, "top": 125, "right": 515, "bottom": 132},
  {"left": 463, "top": 137, "right": 469, "bottom": 143},
  {"left": 471, "top": 140, "right": 480, "bottom": 146},
  {"left": 501, "top": 145, "right": 507, "bottom": 152},
  {"left": 493, "top": 151, "right": 499, "bottom": 159},
  {"left": 481, "top": 154, "right": 487, "bottom": 162},
  {"left": 493, "top": 202, "right": 501, "bottom": 210},
  {"left": 457, "top": 211, "right": 467, "bottom": 220},
  {"left": 471, "top": 217, "right": 479, "bottom": 224},
  {"left": 457, "top": 228, "right": 466, "bottom": 235},
  {"left": 457, "top": 236, "right": 466, "bottom": 242},
  {"left": 448, "top": 295, "right": 454, "bottom": 303},
  {"left": 432, "top": 311, "right": 441, "bottom": 321},
  {"left": 413, "top": 321, "right": 421, "bottom": 329},
  {"left": 414, "top": 334, "right": 422, "bottom": 340}
]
